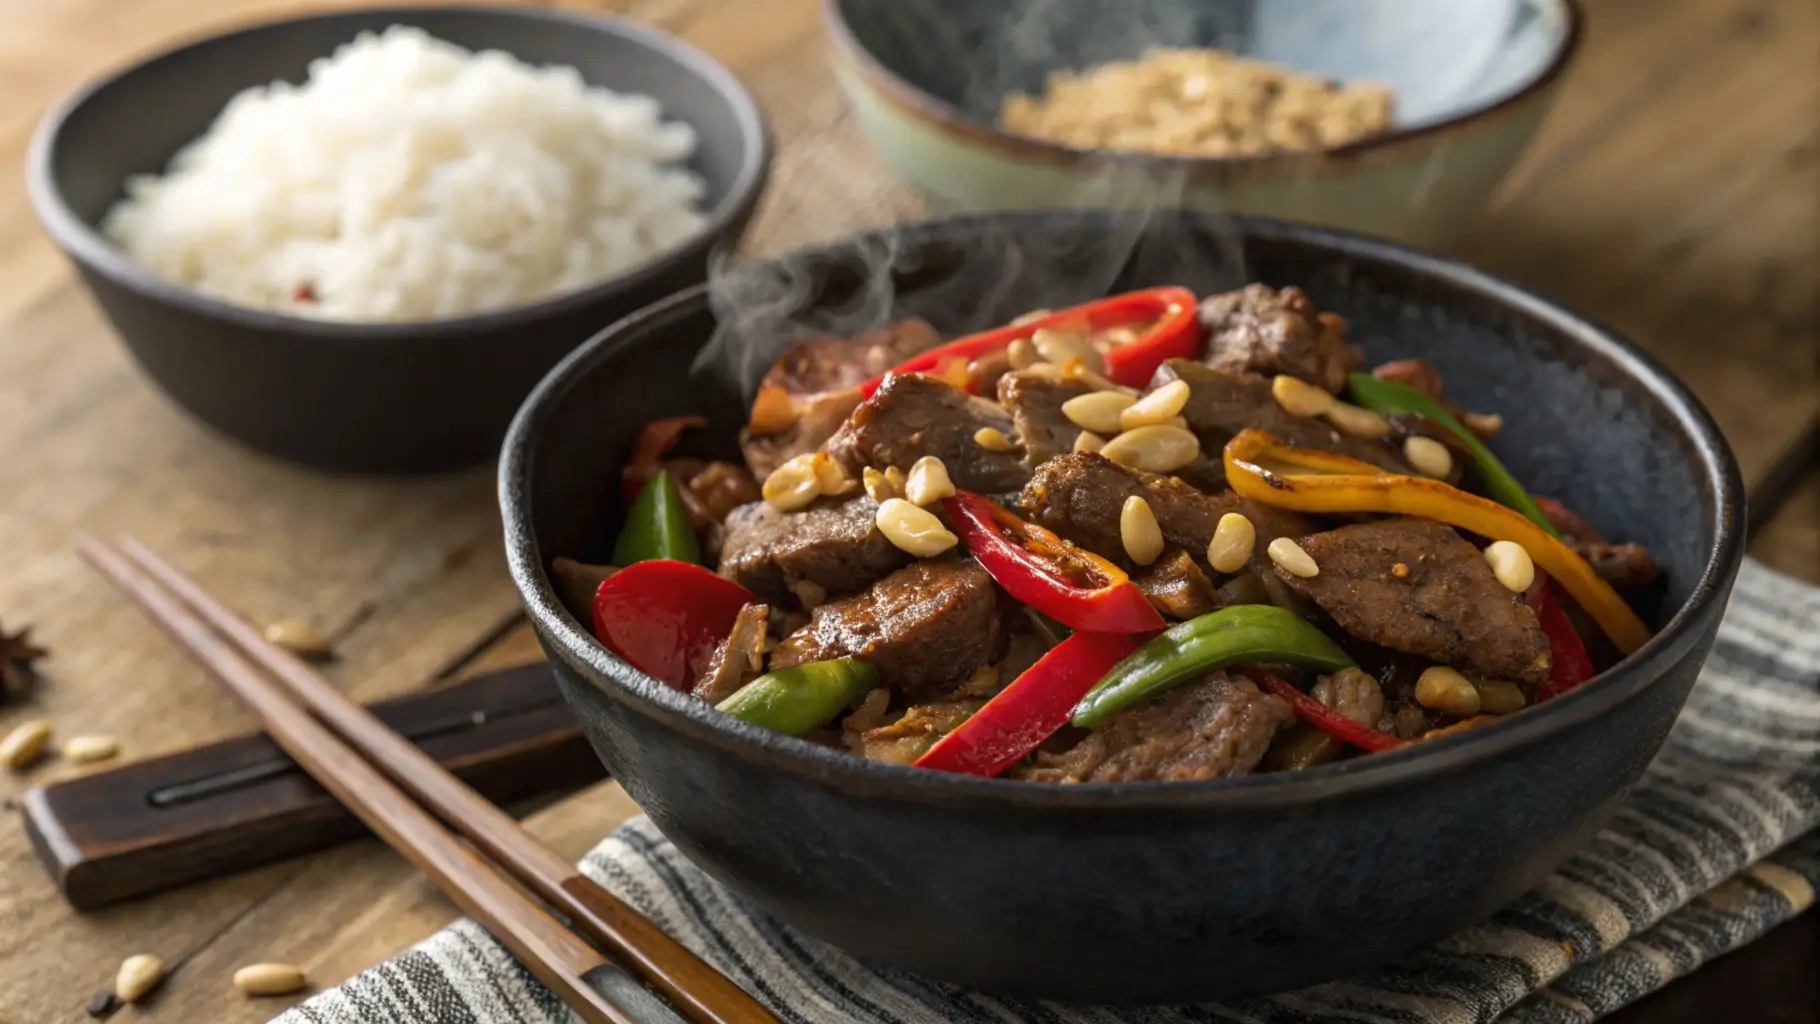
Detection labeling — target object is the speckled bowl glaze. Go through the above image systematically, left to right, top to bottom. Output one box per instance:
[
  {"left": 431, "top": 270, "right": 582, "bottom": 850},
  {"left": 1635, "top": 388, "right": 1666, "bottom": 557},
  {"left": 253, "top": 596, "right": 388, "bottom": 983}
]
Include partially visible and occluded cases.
[
  {"left": 826, "top": 0, "right": 1579, "bottom": 249},
  {"left": 501, "top": 211, "right": 1743, "bottom": 1004}
]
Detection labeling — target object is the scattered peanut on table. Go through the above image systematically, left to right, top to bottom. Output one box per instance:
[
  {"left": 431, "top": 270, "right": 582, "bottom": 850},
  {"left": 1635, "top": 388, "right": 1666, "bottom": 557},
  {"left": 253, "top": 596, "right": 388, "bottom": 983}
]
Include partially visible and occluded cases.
[
  {"left": 265, "top": 618, "right": 332, "bottom": 660},
  {"left": 0, "top": 718, "right": 52, "bottom": 770},
  {"left": 61, "top": 734, "right": 119, "bottom": 765},
  {"left": 115, "top": 953, "right": 165, "bottom": 1004},
  {"left": 234, "top": 962, "right": 309, "bottom": 997}
]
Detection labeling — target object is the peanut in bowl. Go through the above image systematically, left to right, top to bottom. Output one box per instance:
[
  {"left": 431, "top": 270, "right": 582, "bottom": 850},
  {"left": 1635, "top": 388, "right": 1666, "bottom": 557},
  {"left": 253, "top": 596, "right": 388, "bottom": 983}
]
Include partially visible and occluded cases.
[
  {"left": 825, "top": 0, "right": 1580, "bottom": 249},
  {"left": 999, "top": 46, "right": 1398, "bottom": 159}
]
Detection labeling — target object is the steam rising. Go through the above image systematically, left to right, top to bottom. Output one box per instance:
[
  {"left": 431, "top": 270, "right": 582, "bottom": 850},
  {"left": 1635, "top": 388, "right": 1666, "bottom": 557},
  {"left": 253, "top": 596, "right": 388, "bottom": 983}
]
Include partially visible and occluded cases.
[{"left": 693, "top": 0, "right": 1258, "bottom": 396}]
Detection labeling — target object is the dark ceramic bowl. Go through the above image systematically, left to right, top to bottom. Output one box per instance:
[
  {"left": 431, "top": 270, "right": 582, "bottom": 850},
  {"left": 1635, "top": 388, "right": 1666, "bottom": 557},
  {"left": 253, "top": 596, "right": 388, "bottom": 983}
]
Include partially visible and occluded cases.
[
  {"left": 826, "top": 0, "right": 1579, "bottom": 249},
  {"left": 28, "top": 6, "right": 768, "bottom": 474},
  {"left": 501, "top": 210, "right": 1744, "bottom": 1003}
]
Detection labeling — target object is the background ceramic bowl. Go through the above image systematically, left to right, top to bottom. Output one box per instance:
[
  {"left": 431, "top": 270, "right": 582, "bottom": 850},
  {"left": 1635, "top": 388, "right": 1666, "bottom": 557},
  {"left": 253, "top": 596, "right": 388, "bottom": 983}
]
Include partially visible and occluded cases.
[
  {"left": 826, "top": 0, "right": 1578, "bottom": 250},
  {"left": 29, "top": 5, "right": 768, "bottom": 474},
  {"left": 502, "top": 210, "right": 1743, "bottom": 1003}
]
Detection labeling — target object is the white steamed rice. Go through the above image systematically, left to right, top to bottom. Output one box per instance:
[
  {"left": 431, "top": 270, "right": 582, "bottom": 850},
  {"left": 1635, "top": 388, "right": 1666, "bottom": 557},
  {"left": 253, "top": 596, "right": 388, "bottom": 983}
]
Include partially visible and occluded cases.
[{"left": 102, "top": 25, "right": 709, "bottom": 322}]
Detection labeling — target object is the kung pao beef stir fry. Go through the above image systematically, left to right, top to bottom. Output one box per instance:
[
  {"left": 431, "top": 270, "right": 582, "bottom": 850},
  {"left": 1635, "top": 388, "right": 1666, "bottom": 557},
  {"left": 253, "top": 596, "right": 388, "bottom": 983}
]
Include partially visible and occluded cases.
[{"left": 558, "top": 284, "right": 1662, "bottom": 782}]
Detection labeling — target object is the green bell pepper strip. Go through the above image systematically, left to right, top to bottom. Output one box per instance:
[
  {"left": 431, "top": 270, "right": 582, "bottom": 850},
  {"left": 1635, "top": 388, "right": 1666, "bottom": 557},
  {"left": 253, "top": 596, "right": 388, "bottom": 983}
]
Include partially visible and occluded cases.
[
  {"left": 1345, "top": 373, "right": 1559, "bottom": 538},
  {"left": 611, "top": 469, "right": 700, "bottom": 566},
  {"left": 1070, "top": 605, "right": 1356, "bottom": 729},
  {"left": 716, "top": 658, "right": 878, "bottom": 736}
]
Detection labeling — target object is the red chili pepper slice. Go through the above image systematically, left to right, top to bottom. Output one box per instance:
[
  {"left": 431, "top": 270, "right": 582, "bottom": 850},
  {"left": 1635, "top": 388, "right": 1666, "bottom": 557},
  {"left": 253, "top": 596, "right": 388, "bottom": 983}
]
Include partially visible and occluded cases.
[
  {"left": 862, "top": 287, "right": 1202, "bottom": 397},
  {"left": 621, "top": 416, "right": 707, "bottom": 504},
  {"left": 943, "top": 492, "right": 1166, "bottom": 634},
  {"left": 590, "top": 559, "right": 755, "bottom": 691},
  {"left": 1527, "top": 580, "right": 1596, "bottom": 700},
  {"left": 915, "top": 631, "right": 1147, "bottom": 777},
  {"left": 1253, "top": 672, "right": 1404, "bottom": 752}
]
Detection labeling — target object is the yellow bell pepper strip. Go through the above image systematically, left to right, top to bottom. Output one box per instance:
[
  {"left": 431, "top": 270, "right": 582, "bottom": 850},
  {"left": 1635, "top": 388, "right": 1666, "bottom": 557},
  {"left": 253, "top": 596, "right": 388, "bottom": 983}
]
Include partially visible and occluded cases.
[
  {"left": 1345, "top": 374, "right": 1558, "bottom": 535},
  {"left": 1221, "top": 429, "right": 1653, "bottom": 656},
  {"left": 1069, "top": 604, "right": 1356, "bottom": 729},
  {"left": 716, "top": 658, "right": 878, "bottom": 736}
]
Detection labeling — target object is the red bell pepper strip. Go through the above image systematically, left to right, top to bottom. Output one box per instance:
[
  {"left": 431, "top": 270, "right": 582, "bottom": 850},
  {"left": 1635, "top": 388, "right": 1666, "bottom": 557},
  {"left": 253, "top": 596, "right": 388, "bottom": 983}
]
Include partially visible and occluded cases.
[
  {"left": 861, "top": 286, "right": 1202, "bottom": 397},
  {"left": 1099, "top": 287, "right": 1203, "bottom": 387},
  {"left": 621, "top": 416, "right": 707, "bottom": 504},
  {"left": 943, "top": 491, "right": 1166, "bottom": 634},
  {"left": 590, "top": 559, "right": 755, "bottom": 691},
  {"left": 1527, "top": 580, "right": 1596, "bottom": 700},
  {"left": 914, "top": 631, "right": 1147, "bottom": 777},
  {"left": 1253, "top": 672, "right": 1404, "bottom": 753}
]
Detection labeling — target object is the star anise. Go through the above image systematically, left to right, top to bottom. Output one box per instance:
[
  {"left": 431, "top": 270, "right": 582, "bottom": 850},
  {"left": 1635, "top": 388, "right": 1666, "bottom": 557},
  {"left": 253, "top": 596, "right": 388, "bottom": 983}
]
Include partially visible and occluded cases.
[{"left": 1, "top": 620, "right": 47, "bottom": 704}]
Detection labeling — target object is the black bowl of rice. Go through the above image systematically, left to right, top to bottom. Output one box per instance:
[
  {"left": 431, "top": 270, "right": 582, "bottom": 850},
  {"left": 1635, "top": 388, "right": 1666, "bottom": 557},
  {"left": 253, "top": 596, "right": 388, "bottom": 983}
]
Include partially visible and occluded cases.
[{"left": 28, "top": 6, "right": 769, "bottom": 474}]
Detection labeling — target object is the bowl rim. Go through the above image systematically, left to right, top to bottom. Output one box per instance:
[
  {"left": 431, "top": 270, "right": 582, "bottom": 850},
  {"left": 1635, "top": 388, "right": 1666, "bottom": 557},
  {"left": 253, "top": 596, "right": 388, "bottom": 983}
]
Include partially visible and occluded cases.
[
  {"left": 821, "top": 0, "right": 1583, "bottom": 174},
  {"left": 25, "top": 3, "right": 771, "bottom": 339},
  {"left": 501, "top": 209, "right": 1745, "bottom": 812}
]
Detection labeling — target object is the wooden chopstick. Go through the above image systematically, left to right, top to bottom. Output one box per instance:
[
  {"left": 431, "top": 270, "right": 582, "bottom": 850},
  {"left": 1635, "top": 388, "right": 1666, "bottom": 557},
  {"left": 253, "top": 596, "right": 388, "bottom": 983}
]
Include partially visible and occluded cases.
[
  {"left": 76, "top": 537, "right": 665, "bottom": 1024},
  {"left": 110, "top": 537, "right": 774, "bottom": 1024},
  {"left": 75, "top": 538, "right": 723, "bottom": 1024}
]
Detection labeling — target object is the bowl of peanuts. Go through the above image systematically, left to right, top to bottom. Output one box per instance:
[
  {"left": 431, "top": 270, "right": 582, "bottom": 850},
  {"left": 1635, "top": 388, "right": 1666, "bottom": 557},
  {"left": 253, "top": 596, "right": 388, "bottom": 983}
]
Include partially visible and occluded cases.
[{"left": 825, "top": 0, "right": 1580, "bottom": 250}]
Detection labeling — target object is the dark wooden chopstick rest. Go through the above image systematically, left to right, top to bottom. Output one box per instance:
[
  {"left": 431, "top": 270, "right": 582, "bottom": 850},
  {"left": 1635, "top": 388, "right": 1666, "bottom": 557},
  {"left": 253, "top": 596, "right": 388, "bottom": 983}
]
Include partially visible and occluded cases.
[{"left": 23, "top": 663, "right": 605, "bottom": 909}]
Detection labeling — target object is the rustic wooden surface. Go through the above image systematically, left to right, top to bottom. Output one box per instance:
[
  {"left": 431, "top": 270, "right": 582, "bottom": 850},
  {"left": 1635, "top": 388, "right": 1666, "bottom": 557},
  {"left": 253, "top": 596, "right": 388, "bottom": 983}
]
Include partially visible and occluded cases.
[{"left": 0, "top": 0, "right": 1815, "bottom": 1021}]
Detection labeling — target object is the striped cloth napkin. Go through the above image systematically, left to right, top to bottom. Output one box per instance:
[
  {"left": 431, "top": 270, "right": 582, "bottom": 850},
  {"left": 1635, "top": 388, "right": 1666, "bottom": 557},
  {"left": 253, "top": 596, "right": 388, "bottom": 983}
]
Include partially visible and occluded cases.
[{"left": 279, "top": 559, "right": 1820, "bottom": 1024}]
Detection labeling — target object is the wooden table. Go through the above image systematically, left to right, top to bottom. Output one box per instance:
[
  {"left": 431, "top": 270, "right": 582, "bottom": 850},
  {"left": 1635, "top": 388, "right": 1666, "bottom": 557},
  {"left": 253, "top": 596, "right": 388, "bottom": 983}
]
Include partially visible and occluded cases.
[{"left": 0, "top": 0, "right": 1814, "bottom": 1020}]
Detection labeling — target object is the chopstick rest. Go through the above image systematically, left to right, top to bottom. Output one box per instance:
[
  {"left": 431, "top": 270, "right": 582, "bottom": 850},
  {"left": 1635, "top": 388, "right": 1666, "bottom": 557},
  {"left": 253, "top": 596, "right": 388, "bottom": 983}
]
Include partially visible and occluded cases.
[{"left": 22, "top": 664, "right": 602, "bottom": 909}]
